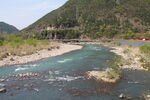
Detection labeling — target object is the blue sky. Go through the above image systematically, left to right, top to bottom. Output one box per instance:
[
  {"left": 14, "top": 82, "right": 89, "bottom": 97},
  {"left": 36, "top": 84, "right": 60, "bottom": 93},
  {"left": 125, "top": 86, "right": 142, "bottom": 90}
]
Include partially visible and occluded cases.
[{"left": 0, "top": 0, "right": 68, "bottom": 30}]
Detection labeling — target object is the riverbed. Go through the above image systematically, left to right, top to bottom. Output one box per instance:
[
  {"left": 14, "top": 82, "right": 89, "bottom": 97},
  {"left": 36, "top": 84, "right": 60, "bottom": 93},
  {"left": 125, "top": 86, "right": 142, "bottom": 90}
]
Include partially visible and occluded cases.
[{"left": 0, "top": 44, "right": 150, "bottom": 100}]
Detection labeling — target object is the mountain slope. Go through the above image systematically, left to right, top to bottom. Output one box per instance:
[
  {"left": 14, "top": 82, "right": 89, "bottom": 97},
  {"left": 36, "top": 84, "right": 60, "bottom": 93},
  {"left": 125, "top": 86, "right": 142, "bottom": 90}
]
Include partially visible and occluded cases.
[
  {"left": 24, "top": 0, "right": 150, "bottom": 38},
  {"left": 0, "top": 22, "right": 19, "bottom": 33}
]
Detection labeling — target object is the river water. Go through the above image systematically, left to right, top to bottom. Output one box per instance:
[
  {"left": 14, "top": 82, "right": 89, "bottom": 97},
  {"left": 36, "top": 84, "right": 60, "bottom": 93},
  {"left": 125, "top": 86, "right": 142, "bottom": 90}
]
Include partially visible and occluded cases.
[{"left": 0, "top": 44, "right": 150, "bottom": 100}]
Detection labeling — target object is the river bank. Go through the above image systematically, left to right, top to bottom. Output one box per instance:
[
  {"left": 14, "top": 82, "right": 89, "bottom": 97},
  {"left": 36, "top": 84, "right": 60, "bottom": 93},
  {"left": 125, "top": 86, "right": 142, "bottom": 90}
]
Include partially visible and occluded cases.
[
  {"left": 84, "top": 40, "right": 150, "bottom": 84},
  {"left": 0, "top": 44, "right": 82, "bottom": 67},
  {"left": 110, "top": 46, "right": 147, "bottom": 71},
  {"left": 86, "top": 70, "right": 120, "bottom": 83}
]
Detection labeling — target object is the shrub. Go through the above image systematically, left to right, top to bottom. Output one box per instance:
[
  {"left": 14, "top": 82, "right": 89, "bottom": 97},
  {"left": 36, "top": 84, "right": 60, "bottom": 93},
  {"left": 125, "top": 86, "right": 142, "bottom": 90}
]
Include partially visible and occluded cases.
[
  {"left": 6, "top": 35, "right": 24, "bottom": 48},
  {"left": 26, "top": 39, "right": 38, "bottom": 47},
  {"left": 0, "top": 40, "right": 4, "bottom": 46},
  {"left": 113, "top": 42, "right": 121, "bottom": 46},
  {"left": 140, "top": 45, "right": 150, "bottom": 54},
  {"left": 140, "top": 45, "right": 150, "bottom": 70},
  {"left": 123, "top": 47, "right": 131, "bottom": 54},
  {"left": 110, "top": 57, "right": 122, "bottom": 74},
  {"left": 106, "top": 70, "right": 120, "bottom": 79}
]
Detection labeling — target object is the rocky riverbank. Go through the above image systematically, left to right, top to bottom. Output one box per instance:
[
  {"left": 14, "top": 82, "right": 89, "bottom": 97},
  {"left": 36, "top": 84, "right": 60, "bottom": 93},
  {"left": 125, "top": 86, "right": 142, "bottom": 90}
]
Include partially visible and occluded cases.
[
  {"left": 0, "top": 44, "right": 82, "bottom": 67},
  {"left": 110, "top": 46, "right": 147, "bottom": 71},
  {"left": 86, "top": 70, "right": 120, "bottom": 83}
]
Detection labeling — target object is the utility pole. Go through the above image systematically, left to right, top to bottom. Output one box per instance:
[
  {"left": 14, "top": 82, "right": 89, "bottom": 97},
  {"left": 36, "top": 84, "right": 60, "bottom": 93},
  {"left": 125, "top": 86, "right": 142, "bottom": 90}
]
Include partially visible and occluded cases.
[{"left": 76, "top": 6, "right": 79, "bottom": 21}]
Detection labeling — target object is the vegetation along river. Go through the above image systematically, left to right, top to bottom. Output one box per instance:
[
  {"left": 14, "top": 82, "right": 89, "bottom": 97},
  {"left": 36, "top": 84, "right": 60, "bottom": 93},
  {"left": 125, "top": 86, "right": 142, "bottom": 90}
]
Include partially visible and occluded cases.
[{"left": 0, "top": 44, "right": 150, "bottom": 100}]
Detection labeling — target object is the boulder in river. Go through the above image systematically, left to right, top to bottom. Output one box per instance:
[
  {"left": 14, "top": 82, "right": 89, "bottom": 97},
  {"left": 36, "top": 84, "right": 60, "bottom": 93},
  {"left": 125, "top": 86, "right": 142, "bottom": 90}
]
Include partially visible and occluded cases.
[
  {"left": 0, "top": 79, "right": 5, "bottom": 82},
  {"left": 0, "top": 83, "right": 6, "bottom": 87},
  {"left": 0, "top": 88, "right": 7, "bottom": 93},
  {"left": 119, "top": 93, "right": 132, "bottom": 100},
  {"left": 119, "top": 93, "right": 126, "bottom": 99},
  {"left": 144, "top": 94, "right": 150, "bottom": 100}
]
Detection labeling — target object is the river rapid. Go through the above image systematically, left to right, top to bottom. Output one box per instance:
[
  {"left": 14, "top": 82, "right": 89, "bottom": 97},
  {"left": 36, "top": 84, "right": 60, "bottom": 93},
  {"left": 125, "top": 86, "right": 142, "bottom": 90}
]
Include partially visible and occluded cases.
[{"left": 0, "top": 44, "right": 150, "bottom": 100}]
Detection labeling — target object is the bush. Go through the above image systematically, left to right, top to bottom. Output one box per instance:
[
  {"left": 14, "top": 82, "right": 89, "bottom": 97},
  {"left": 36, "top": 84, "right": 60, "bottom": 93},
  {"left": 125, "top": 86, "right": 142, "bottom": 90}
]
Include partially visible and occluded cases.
[
  {"left": 6, "top": 35, "right": 24, "bottom": 48},
  {"left": 26, "top": 39, "right": 38, "bottom": 47},
  {"left": 0, "top": 40, "right": 4, "bottom": 46},
  {"left": 113, "top": 42, "right": 121, "bottom": 46},
  {"left": 140, "top": 45, "right": 150, "bottom": 54},
  {"left": 140, "top": 45, "right": 150, "bottom": 70},
  {"left": 123, "top": 47, "right": 131, "bottom": 54},
  {"left": 111, "top": 57, "right": 122, "bottom": 74}
]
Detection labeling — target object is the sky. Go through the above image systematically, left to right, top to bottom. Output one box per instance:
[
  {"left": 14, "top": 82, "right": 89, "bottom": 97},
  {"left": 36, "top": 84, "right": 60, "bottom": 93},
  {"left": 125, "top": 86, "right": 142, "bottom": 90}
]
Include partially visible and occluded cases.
[{"left": 0, "top": 0, "right": 68, "bottom": 30}]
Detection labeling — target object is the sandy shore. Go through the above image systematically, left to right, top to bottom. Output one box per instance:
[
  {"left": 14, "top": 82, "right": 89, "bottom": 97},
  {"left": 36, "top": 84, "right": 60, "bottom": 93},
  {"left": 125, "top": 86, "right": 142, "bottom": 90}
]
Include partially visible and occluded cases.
[
  {"left": 0, "top": 44, "right": 82, "bottom": 67},
  {"left": 110, "top": 46, "right": 147, "bottom": 71}
]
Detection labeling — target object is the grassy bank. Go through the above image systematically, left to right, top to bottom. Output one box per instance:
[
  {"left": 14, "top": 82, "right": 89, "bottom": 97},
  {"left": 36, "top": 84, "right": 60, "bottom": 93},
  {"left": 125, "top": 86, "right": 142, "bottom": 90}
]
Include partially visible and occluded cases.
[
  {"left": 0, "top": 35, "right": 59, "bottom": 60},
  {"left": 139, "top": 45, "right": 150, "bottom": 70},
  {"left": 86, "top": 57, "right": 122, "bottom": 83},
  {"left": 106, "top": 57, "right": 122, "bottom": 80}
]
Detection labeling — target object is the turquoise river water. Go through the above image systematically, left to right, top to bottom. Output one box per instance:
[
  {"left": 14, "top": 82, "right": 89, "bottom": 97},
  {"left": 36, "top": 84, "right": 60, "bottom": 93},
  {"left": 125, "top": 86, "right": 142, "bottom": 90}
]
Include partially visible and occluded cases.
[{"left": 0, "top": 44, "right": 150, "bottom": 100}]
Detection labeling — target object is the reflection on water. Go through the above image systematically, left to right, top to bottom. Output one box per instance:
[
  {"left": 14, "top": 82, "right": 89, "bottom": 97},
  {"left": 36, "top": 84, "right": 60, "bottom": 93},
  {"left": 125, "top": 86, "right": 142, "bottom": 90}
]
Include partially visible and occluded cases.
[{"left": 0, "top": 45, "right": 150, "bottom": 100}]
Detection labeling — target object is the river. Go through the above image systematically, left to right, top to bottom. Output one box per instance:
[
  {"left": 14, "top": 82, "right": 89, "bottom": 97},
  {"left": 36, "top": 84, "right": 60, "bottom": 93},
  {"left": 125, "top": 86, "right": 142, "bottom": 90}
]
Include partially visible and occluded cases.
[{"left": 0, "top": 44, "right": 150, "bottom": 100}]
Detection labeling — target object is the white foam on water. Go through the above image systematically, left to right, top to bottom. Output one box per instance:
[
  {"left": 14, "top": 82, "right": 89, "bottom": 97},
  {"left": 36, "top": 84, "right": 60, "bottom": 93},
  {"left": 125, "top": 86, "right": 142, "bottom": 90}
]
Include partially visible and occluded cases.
[
  {"left": 89, "top": 47, "right": 102, "bottom": 51},
  {"left": 57, "top": 59, "right": 72, "bottom": 63},
  {"left": 15, "top": 64, "right": 39, "bottom": 72},
  {"left": 16, "top": 64, "right": 38, "bottom": 67},
  {"left": 24, "top": 64, "right": 39, "bottom": 67},
  {"left": 15, "top": 67, "right": 29, "bottom": 72},
  {"left": 104, "top": 67, "right": 113, "bottom": 71},
  {"left": 48, "top": 71, "right": 53, "bottom": 75},
  {"left": 54, "top": 71, "right": 60, "bottom": 75},
  {"left": 44, "top": 75, "right": 84, "bottom": 82},
  {"left": 56, "top": 76, "right": 82, "bottom": 81},
  {"left": 44, "top": 78, "right": 56, "bottom": 82},
  {"left": 128, "top": 81, "right": 140, "bottom": 84},
  {"left": 34, "top": 88, "right": 39, "bottom": 92}
]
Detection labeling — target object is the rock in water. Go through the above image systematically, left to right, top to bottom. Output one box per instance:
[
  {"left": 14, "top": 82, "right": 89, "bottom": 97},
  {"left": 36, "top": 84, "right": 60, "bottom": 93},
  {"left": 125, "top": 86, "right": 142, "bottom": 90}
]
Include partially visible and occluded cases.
[
  {"left": 0, "top": 83, "right": 6, "bottom": 87},
  {"left": 0, "top": 88, "right": 7, "bottom": 93},
  {"left": 119, "top": 93, "right": 126, "bottom": 99},
  {"left": 119, "top": 93, "right": 132, "bottom": 100}
]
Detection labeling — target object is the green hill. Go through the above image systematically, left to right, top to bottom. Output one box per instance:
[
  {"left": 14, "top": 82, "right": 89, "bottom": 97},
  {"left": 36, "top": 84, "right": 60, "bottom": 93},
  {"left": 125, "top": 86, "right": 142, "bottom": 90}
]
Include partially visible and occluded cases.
[
  {"left": 23, "top": 0, "right": 150, "bottom": 39},
  {"left": 0, "top": 22, "right": 19, "bottom": 33}
]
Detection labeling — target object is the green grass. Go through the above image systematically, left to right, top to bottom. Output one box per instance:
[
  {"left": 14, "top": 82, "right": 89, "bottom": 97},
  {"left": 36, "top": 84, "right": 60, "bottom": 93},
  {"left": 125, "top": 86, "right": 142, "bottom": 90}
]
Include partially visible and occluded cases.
[
  {"left": 0, "top": 35, "right": 55, "bottom": 60},
  {"left": 25, "top": 39, "right": 38, "bottom": 47},
  {"left": 0, "top": 40, "right": 4, "bottom": 46},
  {"left": 40, "top": 41, "right": 50, "bottom": 45},
  {"left": 113, "top": 42, "right": 122, "bottom": 46},
  {"left": 139, "top": 45, "right": 150, "bottom": 70},
  {"left": 140, "top": 45, "right": 150, "bottom": 54},
  {"left": 105, "top": 57, "right": 122, "bottom": 80},
  {"left": 111, "top": 57, "right": 121, "bottom": 73}
]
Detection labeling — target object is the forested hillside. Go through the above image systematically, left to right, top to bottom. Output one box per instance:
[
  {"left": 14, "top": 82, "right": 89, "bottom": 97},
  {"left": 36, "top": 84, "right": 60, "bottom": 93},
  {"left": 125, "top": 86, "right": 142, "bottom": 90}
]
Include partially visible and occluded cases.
[
  {"left": 23, "top": 0, "right": 150, "bottom": 39},
  {"left": 0, "top": 22, "right": 18, "bottom": 33}
]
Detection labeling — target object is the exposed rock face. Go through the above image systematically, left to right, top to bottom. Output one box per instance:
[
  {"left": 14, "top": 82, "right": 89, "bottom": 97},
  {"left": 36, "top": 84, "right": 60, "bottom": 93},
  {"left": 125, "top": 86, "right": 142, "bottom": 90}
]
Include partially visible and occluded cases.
[{"left": 86, "top": 71, "right": 120, "bottom": 83}]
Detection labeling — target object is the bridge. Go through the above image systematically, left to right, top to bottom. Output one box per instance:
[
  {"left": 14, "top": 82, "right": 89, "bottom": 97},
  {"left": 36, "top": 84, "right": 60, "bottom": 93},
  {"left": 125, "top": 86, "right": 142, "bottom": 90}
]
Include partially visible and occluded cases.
[{"left": 45, "top": 39, "right": 112, "bottom": 43}]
